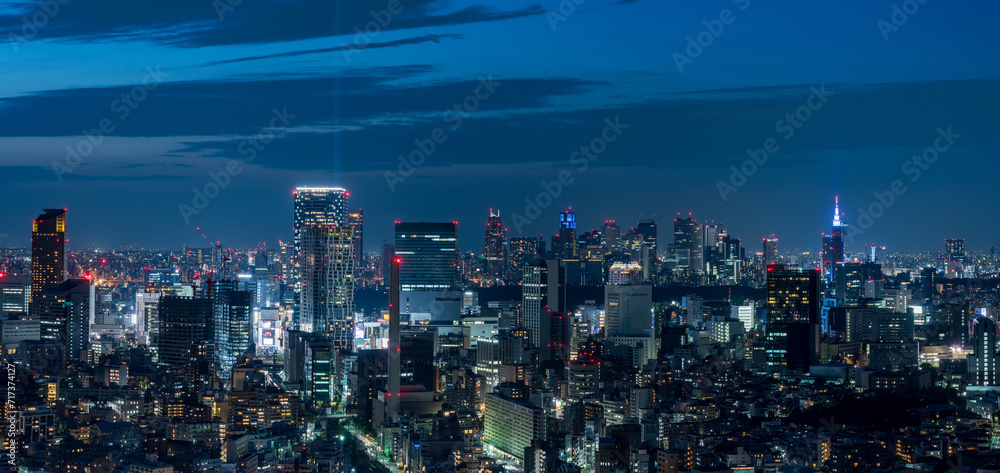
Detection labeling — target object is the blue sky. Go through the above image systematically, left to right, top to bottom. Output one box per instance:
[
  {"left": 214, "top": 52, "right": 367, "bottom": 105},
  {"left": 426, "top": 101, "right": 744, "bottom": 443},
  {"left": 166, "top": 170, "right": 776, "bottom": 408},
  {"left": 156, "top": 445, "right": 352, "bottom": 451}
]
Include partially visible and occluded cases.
[{"left": 1, "top": 0, "right": 998, "bottom": 254}]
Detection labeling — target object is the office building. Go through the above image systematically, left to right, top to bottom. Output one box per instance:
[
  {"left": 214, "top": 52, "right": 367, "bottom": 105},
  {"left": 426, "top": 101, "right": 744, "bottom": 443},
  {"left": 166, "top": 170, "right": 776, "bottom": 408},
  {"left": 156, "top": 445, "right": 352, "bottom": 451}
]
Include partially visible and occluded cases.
[
  {"left": 292, "top": 187, "right": 349, "bottom": 251},
  {"left": 821, "top": 197, "right": 845, "bottom": 282},
  {"left": 348, "top": 208, "right": 364, "bottom": 282},
  {"left": 30, "top": 209, "right": 67, "bottom": 313},
  {"left": 483, "top": 209, "right": 506, "bottom": 284},
  {"left": 552, "top": 209, "right": 577, "bottom": 260},
  {"left": 602, "top": 220, "right": 621, "bottom": 253},
  {"left": 394, "top": 222, "right": 459, "bottom": 292},
  {"left": 299, "top": 225, "right": 355, "bottom": 351},
  {"left": 508, "top": 237, "right": 542, "bottom": 283},
  {"left": 763, "top": 237, "right": 778, "bottom": 266},
  {"left": 945, "top": 238, "right": 965, "bottom": 263},
  {"left": 522, "top": 259, "right": 565, "bottom": 349},
  {"left": 834, "top": 262, "right": 883, "bottom": 306},
  {"left": 765, "top": 265, "right": 821, "bottom": 373},
  {"left": 0, "top": 275, "right": 30, "bottom": 316},
  {"left": 36, "top": 277, "right": 92, "bottom": 360},
  {"left": 212, "top": 283, "right": 253, "bottom": 380},
  {"left": 157, "top": 295, "right": 213, "bottom": 370},
  {"left": 969, "top": 315, "right": 999, "bottom": 386},
  {"left": 484, "top": 392, "right": 546, "bottom": 461}
]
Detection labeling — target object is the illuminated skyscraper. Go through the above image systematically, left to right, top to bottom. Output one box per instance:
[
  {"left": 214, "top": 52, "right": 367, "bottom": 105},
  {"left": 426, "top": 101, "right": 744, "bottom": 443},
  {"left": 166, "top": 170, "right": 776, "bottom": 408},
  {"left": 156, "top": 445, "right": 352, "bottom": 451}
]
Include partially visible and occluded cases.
[
  {"left": 292, "top": 187, "right": 349, "bottom": 253},
  {"left": 822, "top": 196, "right": 845, "bottom": 282},
  {"left": 30, "top": 209, "right": 67, "bottom": 313},
  {"left": 483, "top": 209, "right": 506, "bottom": 284},
  {"left": 552, "top": 209, "right": 577, "bottom": 260},
  {"left": 672, "top": 216, "right": 699, "bottom": 273},
  {"left": 601, "top": 220, "right": 621, "bottom": 253},
  {"left": 394, "top": 222, "right": 459, "bottom": 292},
  {"left": 299, "top": 225, "right": 355, "bottom": 351},
  {"left": 507, "top": 236, "right": 542, "bottom": 283},
  {"left": 763, "top": 237, "right": 778, "bottom": 266},
  {"left": 945, "top": 238, "right": 966, "bottom": 263},
  {"left": 522, "top": 259, "right": 565, "bottom": 350},
  {"left": 765, "top": 264, "right": 821, "bottom": 373},
  {"left": 36, "top": 277, "right": 91, "bottom": 359},
  {"left": 968, "top": 315, "right": 999, "bottom": 386}
]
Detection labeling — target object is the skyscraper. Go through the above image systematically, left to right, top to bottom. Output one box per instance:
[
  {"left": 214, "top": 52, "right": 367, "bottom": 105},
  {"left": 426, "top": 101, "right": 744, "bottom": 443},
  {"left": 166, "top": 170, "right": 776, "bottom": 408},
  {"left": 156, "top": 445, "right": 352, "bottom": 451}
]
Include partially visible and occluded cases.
[
  {"left": 292, "top": 187, "right": 349, "bottom": 251},
  {"left": 822, "top": 196, "right": 845, "bottom": 282},
  {"left": 348, "top": 208, "right": 364, "bottom": 282},
  {"left": 30, "top": 209, "right": 67, "bottom": 312},
  {"left": 483, "top": 209, "right": 506, "bottom": 284},
  {"left": 552, "top": 209, "right": 577, "bottom": 260},
  {"left": 672, "top": 216, "right": 701, "bottom": 277},
  {"left": 635, "top": 219, "right": 657, "bottom": 258},
  {"left": 601, "top": 220, "right": 621, "bottom": 253},
  {"left": 394, "top": 222, "right": 459, "bottom": 292},
  {"left": 299, "top": 225, "right": 355, "bottom": 351},
  {"left": 763, "top": 237, "right": 778, "bottom": 266},
  {"left": 945, "top": 238, "right": 966, "bottom": 263},
  {"left": 522, "top": 259, "right": 565, "bottom": 350},
  {"left": 765, "top": 264, "right": 821, "bottom": 373},
  {"left": 36, "top": 277, "right": 91, "bottom": 360},
  {"left": 212, "top": 282, "right": 253, "bottom": 380},
  {"left": 157, "top": 295, "right": 213, "bottom": 370},
  {"left": 968, "top": 315, "right": 999, "bottom": 386}
]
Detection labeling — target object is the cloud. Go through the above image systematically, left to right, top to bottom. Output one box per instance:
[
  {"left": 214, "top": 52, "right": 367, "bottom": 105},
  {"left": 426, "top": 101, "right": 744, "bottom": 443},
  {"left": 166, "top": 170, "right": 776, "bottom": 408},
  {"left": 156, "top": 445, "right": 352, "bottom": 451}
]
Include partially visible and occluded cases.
[
  {"left": 0, "top": 0, "right": 541, "bottom": 47},
  {"left": 204, "top": 34, "right": 464, "bottom": 66}
]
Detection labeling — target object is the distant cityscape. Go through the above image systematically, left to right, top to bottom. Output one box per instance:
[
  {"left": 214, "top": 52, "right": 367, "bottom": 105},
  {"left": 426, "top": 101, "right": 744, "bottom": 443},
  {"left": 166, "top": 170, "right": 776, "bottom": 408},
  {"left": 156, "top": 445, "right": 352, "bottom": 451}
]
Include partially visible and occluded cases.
[{"left": 2, "top": 186, "right": 1000, "bottom": 473}]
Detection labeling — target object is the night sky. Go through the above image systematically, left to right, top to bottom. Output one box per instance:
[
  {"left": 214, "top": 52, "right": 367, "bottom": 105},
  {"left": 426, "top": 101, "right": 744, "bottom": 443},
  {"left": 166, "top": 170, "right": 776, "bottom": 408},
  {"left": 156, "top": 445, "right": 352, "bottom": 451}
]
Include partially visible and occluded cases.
[{"left": 1, "top": 0, "right": 998, "bottom": 253}]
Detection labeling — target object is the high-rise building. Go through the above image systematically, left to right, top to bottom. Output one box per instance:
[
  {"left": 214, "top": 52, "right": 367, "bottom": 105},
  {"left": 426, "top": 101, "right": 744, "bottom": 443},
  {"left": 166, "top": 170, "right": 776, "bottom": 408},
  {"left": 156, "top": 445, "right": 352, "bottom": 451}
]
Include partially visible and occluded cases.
[
  {"left": 292, "top": 187, "right": 349, "bottom": 252},
  {"left": 822, "top": 197, "right": 845, "bottom": 282},
  {"left": 348, "top": 208, "right": 364, "bottom": 282},
  {"left": 30, "top": 209, "right": 67, "bottom": 313},
  {"left": 552, "top": 209, "right": 578, "bottom": 260},
  {"left": 484, "top": 210, "right": 506, "bottom": 284},
  {"left": 672, "top": 216, "right": 700, "bottom": 276},
  {"left": 636, "top": 219, "right": 657, "bottom": 258},
  {"left": 602, "top": 220, "right": 621, "bottom": 253},
  {"left": 394, "top": 222, "right": 459, "bottom": 292},
  {"left": 299, "top": 225, "right": 355, "bottom": 351},
  {"left": 508, "top": 237, "right": 542, "bottom": 283},
  {"left": 763, "top": 237, "right": 778, "bottom": 266},
  {"left": 945, "top": 238, "right": 966, "bottom": 263},
  {"left": 379, "top": 243, "right": 395, "bottom": 286},
  {"left": 522, "top": 259, "right": 565, "bottom": 350},
  {"left": 834, "top": 262, "right": 883, "bottom": 306},
  {"left": 765, "top": 264, "right": 821, "bottom": 373},
  {"left": 0, "top": 275, "right": 30, "bottom": 316},
  {"left": 36, "top": 277, "right": 91, "bottom": 360},
  {"left": 212, "top": 282, "right": 253, "bottom": 380},
  {"left": 603, "top": 285, "right": 653, "bottom": 337},
  {"left": 157, "top": 295, "right": 213, "bottom": 369},
  {"left": 968, "top": 315, "right": 999, "bottom": 386},
  {"left": 484, "top": 392, "right": 546, "bottom": 461}
]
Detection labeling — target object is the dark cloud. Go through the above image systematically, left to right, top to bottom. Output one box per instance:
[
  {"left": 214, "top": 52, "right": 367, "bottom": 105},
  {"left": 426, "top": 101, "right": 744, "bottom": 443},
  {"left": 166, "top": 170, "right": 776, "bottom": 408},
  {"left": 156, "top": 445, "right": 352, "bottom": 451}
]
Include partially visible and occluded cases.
[
  {"left": 0, "top": 0, "right": 541, "bottom": 47},
  {"left": 205, "top": 34, "right": 464, "bottom": 66}
]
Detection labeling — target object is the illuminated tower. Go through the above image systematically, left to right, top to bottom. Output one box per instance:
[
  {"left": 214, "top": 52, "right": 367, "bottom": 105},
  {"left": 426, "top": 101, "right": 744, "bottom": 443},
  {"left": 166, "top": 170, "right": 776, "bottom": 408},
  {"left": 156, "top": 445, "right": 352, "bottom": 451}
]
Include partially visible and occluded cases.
[
  {"left": 828, "top": 196, "right": 845, "bottom": 281},
  {"left": 348, "top": 208, "right": 364, "bottom": 283},
  {"left": 30, "top": 209, "right": 67, "bottom": 315},
  {"left": 484, "top": 209, "right": 506, "bottom": 284},
  {"left": 553, "top": 209, "right": 577, "bottom": 260},
  {"left": 299, "top": 225, "right": 356, "bottom": 351},
  {"left": 763, "top": 237, "right": 778, "bottom": 266},
  {"left": 945, "top": 238, "right": 966, "bottom": 263}
]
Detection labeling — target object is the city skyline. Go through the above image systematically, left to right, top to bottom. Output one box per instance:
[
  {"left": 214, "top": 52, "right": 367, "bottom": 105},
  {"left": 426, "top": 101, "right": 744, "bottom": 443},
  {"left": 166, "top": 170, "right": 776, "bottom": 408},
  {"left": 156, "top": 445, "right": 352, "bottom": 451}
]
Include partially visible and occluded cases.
[{"left": 1, "top": 1, "right": 999, "bottom": 251}]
